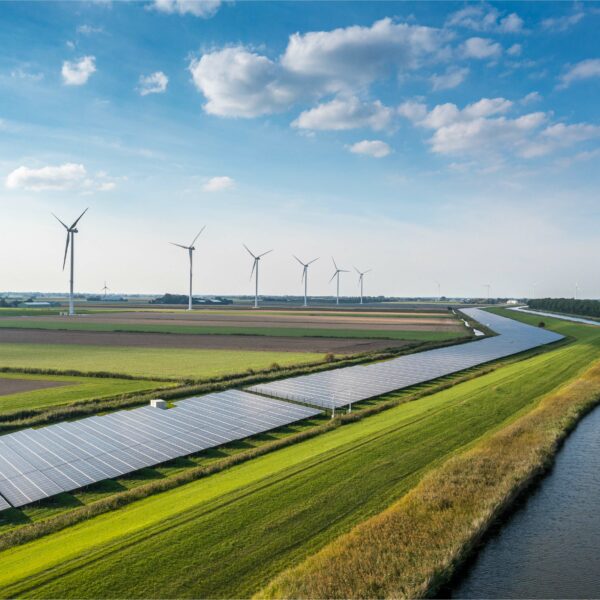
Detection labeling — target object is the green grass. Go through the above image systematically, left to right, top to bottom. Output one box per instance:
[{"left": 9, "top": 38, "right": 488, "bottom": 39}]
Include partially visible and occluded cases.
[
  {"left": 0, "top": 314, "right": 597, "bottom": 598},
  {"left": 0, "top": 318, "right": 466, "bottom": 341},
  {"left": 0, "top": 344, "right": 324, "bottom": 380},
  {"left": 0, "top": 373, "right": 170, "bottom": 415}
]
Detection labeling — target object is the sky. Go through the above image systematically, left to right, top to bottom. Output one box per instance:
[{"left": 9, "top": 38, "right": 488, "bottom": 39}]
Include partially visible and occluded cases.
[{"left": 1, "top": 0, "right": 599, "bottom": 299}]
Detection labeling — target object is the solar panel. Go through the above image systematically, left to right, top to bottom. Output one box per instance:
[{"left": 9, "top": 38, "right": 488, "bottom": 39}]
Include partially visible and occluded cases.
[
  {"left": 249, "top": 308, "right": 564, "bottom": 408},
  {"left": 0, "top": 391, "right": 321, "bottom": 509}
]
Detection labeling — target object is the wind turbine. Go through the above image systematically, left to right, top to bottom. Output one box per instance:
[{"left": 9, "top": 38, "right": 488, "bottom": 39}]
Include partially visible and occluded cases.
[
  {"left": 52, "top": 208, "right": 88, "bottom": 317},
  {"left": 170, "top": 227, "right": 205, "bottom": 311},
  {"left": 244, "top": 245, "right": 273, "bottom": 309},
  {"left": 294, "top": 256, "right": 319, "bottom": 307},
  {"left": 330, "top": 258, "right": 349, "bottom": 306},
  {"left": 354, "top": 267, "right": 371, "bottom": 305},
  {"left": 435, "top": 280, "right": 441, "bottom": 301},
  {"left": 102, "top": 282, "right": 109, "bottom": 298},
  {"left": 575, "top": 282, "right": 579, "bottom": 300},
  {"left": 483, "top": 283, "right": 492, "bottom": 302}
]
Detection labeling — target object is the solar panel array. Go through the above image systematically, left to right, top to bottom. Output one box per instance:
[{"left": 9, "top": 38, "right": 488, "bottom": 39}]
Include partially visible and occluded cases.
[
  {"left": 509, "top": 306, "right": 600, "bottom": 327},
  {"left": 249, "top": 308, "right": 564, "bottom": 408},
  {"left": 0, "top": 390, "right": 320, "bottom": 510}
]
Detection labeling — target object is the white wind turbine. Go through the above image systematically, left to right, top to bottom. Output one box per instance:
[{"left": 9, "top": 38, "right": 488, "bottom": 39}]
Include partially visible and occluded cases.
[
  {"left": 53, "top": 208, "right": 88, "bottom": 317},
  {"left": 170, "top": 227, "right": 205, "bottom": 311},
  {"left": 244, "top": 245, "right": 273, "bottom": 309},
  {"left": 294, "top": 256, "right": 319, "bottom": 307},
  {"left": 330, "top": 258, "right": 349, "bottom": 306},
  {"left": 354, "top": 267, "right": 371, "bottom": 305},
  {"left": 102, "top": 282, "right": 109, "bottom": 299}
]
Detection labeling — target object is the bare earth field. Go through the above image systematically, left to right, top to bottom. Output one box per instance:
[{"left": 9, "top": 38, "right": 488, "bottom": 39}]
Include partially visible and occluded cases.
[
  {"left": 0, "top": 328, "right": 410, "bottom": 353},
  {"left": 0, "top": 377, "right": 70, "bottom": 397}
]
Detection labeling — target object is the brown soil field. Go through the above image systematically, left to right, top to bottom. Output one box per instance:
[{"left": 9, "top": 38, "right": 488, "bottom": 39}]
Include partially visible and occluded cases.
[
  {"left": 3, "top": 311, "right": 463, "bottom": 332},
  {"left": 0, "top": 328, "right": 412, "bottom": 354},
  {"left": 0, "top": 377, "right": 70, "bottom": 397}
]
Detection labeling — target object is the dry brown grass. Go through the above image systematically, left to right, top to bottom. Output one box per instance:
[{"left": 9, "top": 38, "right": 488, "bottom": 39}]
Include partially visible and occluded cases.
[{"left": 258, "top": 360, "right": 600, "bottom": 600}]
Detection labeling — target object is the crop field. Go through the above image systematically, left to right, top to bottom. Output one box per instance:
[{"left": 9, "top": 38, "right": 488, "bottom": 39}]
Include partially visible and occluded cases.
[
  {"left": 0, "top": 313, "right": 596, "bottom": 598},
  {"left": 0, "top": 344, "right": 325, "bottom": 381},
  {"left": 0, "top": 373, "right": 171, "bottom": 416}
]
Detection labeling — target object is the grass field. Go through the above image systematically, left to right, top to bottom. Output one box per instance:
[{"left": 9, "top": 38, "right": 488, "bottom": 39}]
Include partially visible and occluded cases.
[
  {"left": 0, "top": 313, "right": 596, "bottom": 598},
  {"left": 0, "top": 319, "right": 465, "bottom": 341},
  {"left": 0, "top": 344, "right": 324, "bottom": 380},
  {"left": 0, "top": 373, "right": 171, "bottom": 415}
]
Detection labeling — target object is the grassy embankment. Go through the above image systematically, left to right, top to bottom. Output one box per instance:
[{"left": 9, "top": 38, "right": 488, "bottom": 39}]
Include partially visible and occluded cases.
[
  {"left": 0, "top": 313, "right": 596, "bottom": 598},
  {"left": 0, "top": 319, "right": 466, "bottom": 341},
  {"left": 261, "top": 353, "right": 600, "bottom": 598},
  {"left": 0, "top": 373, "right": 171, "bottom": 415}
]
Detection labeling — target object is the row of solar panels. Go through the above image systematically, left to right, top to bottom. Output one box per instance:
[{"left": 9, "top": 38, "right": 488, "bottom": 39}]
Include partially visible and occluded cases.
[
  {"left": 249, "top": 308, "right": 564, "bottom": 408},
  {"left": 0, "top": 391, "right": 320, "bottom": 510}
]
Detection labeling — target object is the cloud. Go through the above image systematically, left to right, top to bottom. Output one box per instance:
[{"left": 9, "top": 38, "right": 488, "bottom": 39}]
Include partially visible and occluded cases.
[
  {"left": 151, "top": 0, "right": 221, "bottom": 18},
  {"left": 446, "top": 5, "right": 524, "bottom": 33},
  {"left": 541, "top": 10, "right": 584, "bottom": 32},
  {"left": 189, "top": 18, "right": 451, "bottom": 118},
  {"left": 76, "top": 24, "right": 103, "bottom": 35},
  {"left": 461, "top": 37, "right": 502, "bottom": 60},
  {"left": 507, "top": 43, "right": 522, "bottom": 56},
  {"left": 61, "top": 56, "right": 96, "bottom": 86},
  {"left": 558, "top": 58, "right": 600, "bottom": 88},
  {"left": 430, "top": 66, "right": 469, "bottom": 90},
  {"left": 10, "top": 67, "right": 44, "bottom": 82},
  {"left": 138, "top": 71, "right": 168, "bottom": 95},
  {"left": 521, "top": 91, "right": 541, "bottom": 104},
  {"left": 292, "top": 96, "right": 393, "bottom": 131},
  {"left": 398, "top": 96, "right": 600, "bottom": 161},
  {"left": 347, "top": 140, "right": 391, "bottom": 158},
  {"left": 5, "top": 163, "right": 116, "bottom": 192},
  {"left": 202, "top": 176, "right": 235, "bottom": 192}
]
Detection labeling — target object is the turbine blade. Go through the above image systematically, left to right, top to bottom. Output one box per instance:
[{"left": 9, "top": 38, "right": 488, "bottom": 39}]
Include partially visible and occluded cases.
[
  {"left": 70, "top": 207, "right": 88, "bottom": 229},
  {"left": 52, "top": 213, "right": 69, "bottom": 230},
  {"left": 190, "top": 225, "right": 206, "bottom": 247},
  {"left": 62, "top": 233, "right": 70, "bottom": 270},
  {"left": 169, "top": 242, "right": 189, "bottom": 249},
  {"left": 243, "top": 244, "right": 256, "bottom": 259},
  {"left": 258, "top": 249, "right": 273, "bottom": 258},
  {"left": 293, "top": 255, "right": 305, "bottom": 266},
  {"left": 307, "top": 257, "right": 319, "bottom": 265},
  {"left": 332, "top": 257, "right": 338, "bottom": 270},
  {"left": 250, "top": 258, "right": 257, "bottom": 280},
  {"left": 354, "top": 266, "right": 360, "bottom": 275},
  {"left": 301, "top": 269, "right": 306, "bottom": 283},
  {"left": 329, "top": 272, "right": 337, "bottom": 283}
]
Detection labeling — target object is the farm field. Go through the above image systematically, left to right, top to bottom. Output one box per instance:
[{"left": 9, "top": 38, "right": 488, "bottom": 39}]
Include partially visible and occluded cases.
[
  {"left": 0, "top": 313, "right": 597, "bottom": 598},
  {"left": 0, "top": 344, "right": 325, "bottom": 380},
  {"left": 0, "top": 373, "right": 171, "bottom": 415}
]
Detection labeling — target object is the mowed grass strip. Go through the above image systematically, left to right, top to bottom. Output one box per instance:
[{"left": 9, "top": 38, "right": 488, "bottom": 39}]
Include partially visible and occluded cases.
[
  {"left": 0, "top": 318, "right": 597, "bottom": 599},
  {"left": 0, "top": 319, "right": 466, "bottom": 341},
  {"left": 0, "top": 344, "right": 323, "bottom": 380},
  {"left": 260, "top": 359, "right": 600, "bottom": 599},
  {"left": 0, "top": 373, "right": 170, "bottom": 415}
]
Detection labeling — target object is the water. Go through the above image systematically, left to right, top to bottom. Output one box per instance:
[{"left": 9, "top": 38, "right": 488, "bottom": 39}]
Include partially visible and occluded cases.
[{"left": 448, "top": 405, "right": 600, "bottom": 599}]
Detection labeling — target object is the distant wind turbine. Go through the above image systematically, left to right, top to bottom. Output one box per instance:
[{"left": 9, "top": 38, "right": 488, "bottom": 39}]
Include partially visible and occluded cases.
[
  {"left": 52, "top": 208, "right": 88, "bottom": 317},
  {"left": 170, "top": 226, "right": 205, "bottom": 311},
  {"left": 244, "top": 245, "right": 273, "bottom": 309},
  {"left": 294, "top": 256, "right": 319, "bottom": 307},
  {"left": 330, "top": 258, "right": 349, "bottom": 306},
  {"left": 354, "top": 267, "right": 371, "bottom": 305},
  {"left": 435, "top": 280, "right": 441, "bottom": 301},
  {"left": 102, "top": 282, "right": 109, "bottom": 298},
  {"left": 575, "top": 282, "right": 579, "bottom": 300},
  {"left": 483, "top": 283, "right": 491, "bottom": 302}
]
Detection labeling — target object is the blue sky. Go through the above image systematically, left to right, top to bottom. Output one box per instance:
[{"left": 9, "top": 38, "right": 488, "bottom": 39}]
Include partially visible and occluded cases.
[{"left": 1, "top": 0, "right": 599, "bottom": 298}]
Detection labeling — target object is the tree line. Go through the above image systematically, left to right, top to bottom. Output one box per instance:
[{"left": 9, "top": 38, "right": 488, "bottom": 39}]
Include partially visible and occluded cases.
[{"left": 528, "top": 298, "right": 600, "bottom": 318}]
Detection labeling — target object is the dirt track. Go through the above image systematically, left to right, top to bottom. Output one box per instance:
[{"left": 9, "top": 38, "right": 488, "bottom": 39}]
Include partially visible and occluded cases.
[
  {"left": 0, "top": 328, "right": 412, "bottom": 354},
  {"left": 0, "top": 377, "right": 70, "bottom": 397}
]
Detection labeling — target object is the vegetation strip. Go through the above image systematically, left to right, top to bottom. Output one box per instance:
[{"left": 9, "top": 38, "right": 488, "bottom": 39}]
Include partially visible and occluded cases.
[{"left": 259, "top": 360, "right": 600, "bottom": 600}]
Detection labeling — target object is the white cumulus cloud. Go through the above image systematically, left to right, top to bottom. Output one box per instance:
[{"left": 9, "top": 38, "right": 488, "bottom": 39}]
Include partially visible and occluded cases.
[
  {"left": 152, "top": 0, "right": 221, "bottom": 18},
  {"left": 446, "top": 5, "right": 524, "bottom": 33},
  {"left": 541, "top": 10, "right": 584, "bottom": 32},
  {"left": 461, "top": 37, "right": 502, "bottom": 60},
  {"left": 61, "top": 56, "right": 96, "bottom": 86},
  {"left": 558, "top": 58, "right": 600, "bottom": 88},
  {"left": 430, "top": 66, "right": 469, "bottom": 90},
  {"left": 138, "top": 71, "right": 169, "bottom": 95},
  {"left": 292, "top": 97, "right": 393, "bottom": 131},
  {"left": 347, "top": 140, "right": 391, "bottom": 158},
  {"left": 5, "top": 163, "right": 115, "bottom": 192},
  {"left": 202, "top": 176, "right": 235, "bottom": 192}
]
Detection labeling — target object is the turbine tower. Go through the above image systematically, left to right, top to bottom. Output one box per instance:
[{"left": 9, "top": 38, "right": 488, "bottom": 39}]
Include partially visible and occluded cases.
[
  {"left": 53, "top": 208, "right": 88, "bottom": 317},
  {"left": 170, "top": 227, "right": 205, "bottom": 311},
  {"left": 244, "top": 245, "right": 272, "bottom": 309},
  {"left": 294, "top": 256, "right": 319, "bottom": 307},
  {"left": 330, "top": 258, "right": 349, "bottom": 306},
  {"left": 354, "top": 267, "right": 371, "bottom": 305},
  {"left": 435, "top": 280, "right": 441, "bottom": 301}
]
